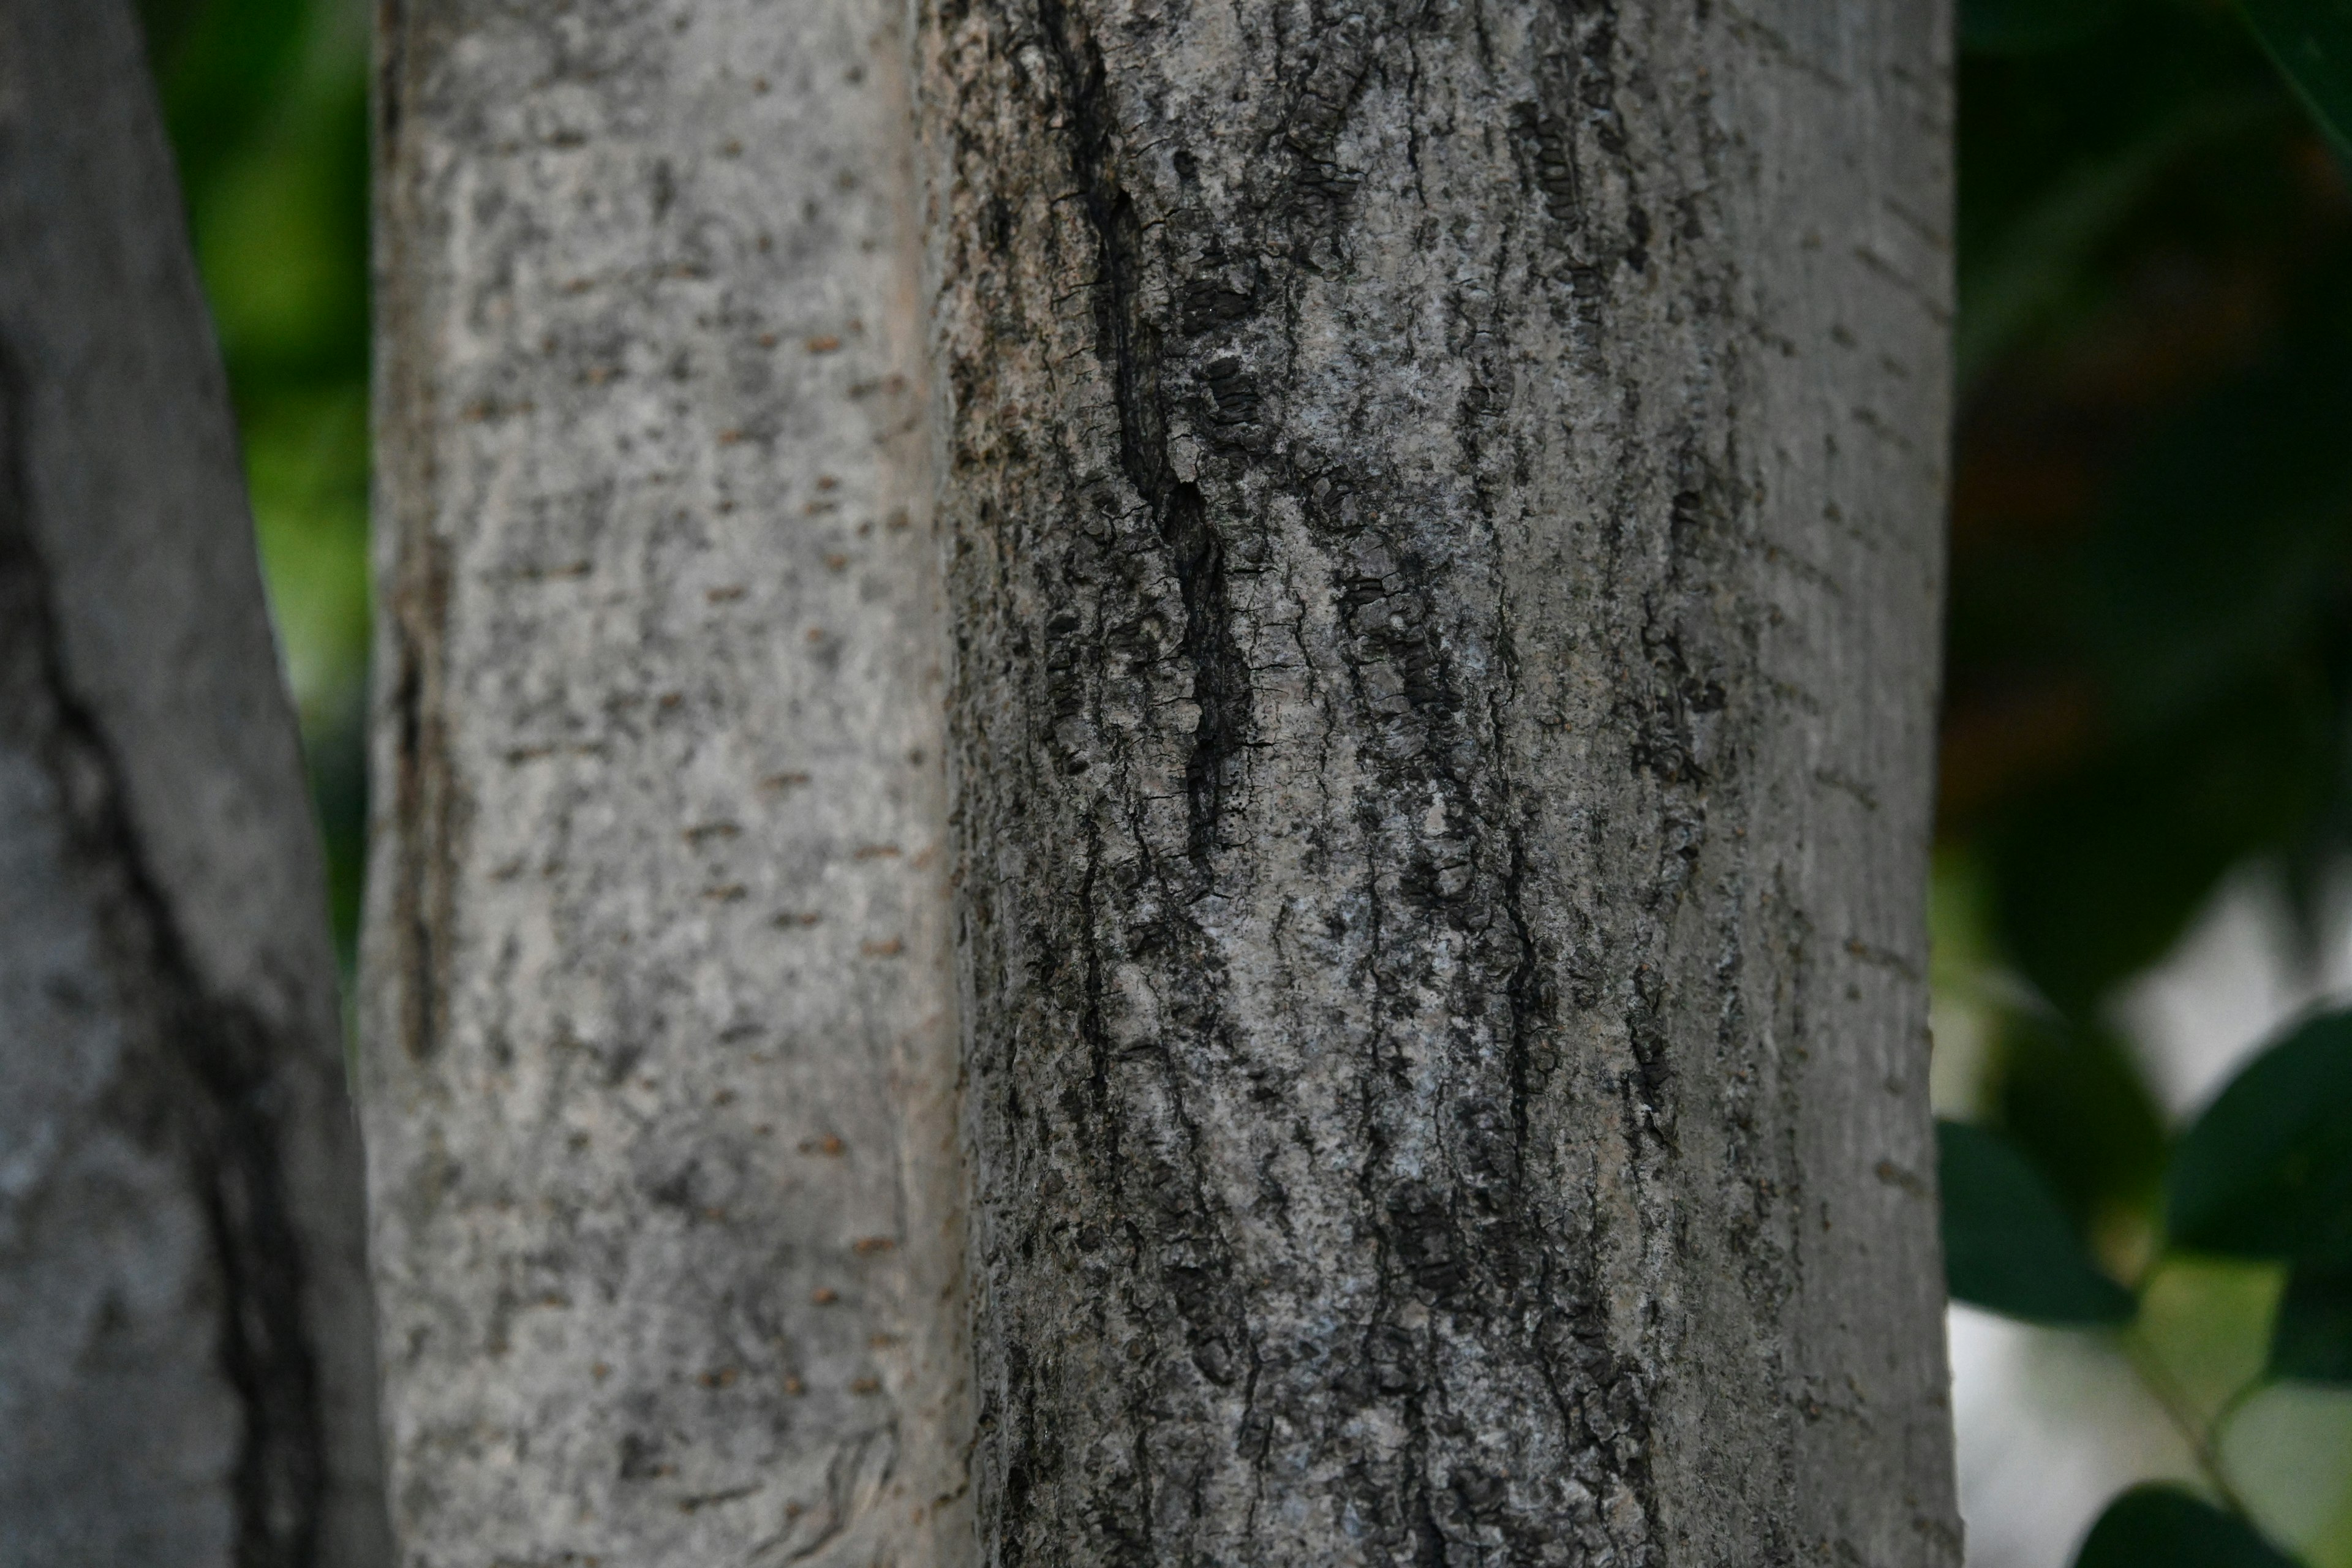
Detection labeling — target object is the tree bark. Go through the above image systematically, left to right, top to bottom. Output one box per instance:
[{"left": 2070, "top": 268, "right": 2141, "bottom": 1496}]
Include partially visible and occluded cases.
[
  {"left": 374, "top": 0, "right": 1958, "bottom": 1561},
  {"left": 918, "top": 0, "right": 1960, "bottom": 1561},
  {"left": 366, "top": 2, "right": 969, "bottom": 1562},
  {"left": 0, "top": 4, "right": 390, "bottom": 1566}
]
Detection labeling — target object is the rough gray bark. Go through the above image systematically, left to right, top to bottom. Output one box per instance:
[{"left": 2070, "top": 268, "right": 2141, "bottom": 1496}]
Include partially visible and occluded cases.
[
  {"left": 919, "top": 0, "right": 1961, "bottom": 1561},
  {"left": 366, "top": 2, "right": 970, "bottom": 1563},
  {"left": 0, "top": 4, "right": 390, "bottom": 1566}
]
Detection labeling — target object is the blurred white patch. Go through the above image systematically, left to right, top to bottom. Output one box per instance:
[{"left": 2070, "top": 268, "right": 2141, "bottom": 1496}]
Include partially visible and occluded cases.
[
  {"left": 2114, "top": 863, "right": 2352, "bottom": 1119},
  {"left": 1950, "top": 1305, "right": 2198, "bottom": 1568}
]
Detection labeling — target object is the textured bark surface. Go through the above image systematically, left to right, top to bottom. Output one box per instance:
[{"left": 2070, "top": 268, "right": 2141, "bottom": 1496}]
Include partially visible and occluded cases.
[
  {"left": 919, "top": 0, "right": 1959, "bottom": 1561},
  {"left": 367, "top": 2, "right": 969, "bottom": 1562},
  {"left": 0, "top": 4, "right": 389, "bottom": 1565}
]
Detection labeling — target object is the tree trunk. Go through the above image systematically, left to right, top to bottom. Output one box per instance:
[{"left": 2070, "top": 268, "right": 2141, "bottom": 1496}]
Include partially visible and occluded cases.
[
  {"left": 374, "top": 0, "right": 1958, "bottom": 1561},
  {"left": 918, "top": 0, "right": 1961, "bottom": 1560},
  {"left": 366, "top": 2, "right": 969, "bottom": 1562},
  {"left": 0, "top": 4, "right": 389, "bottom": 1565}
]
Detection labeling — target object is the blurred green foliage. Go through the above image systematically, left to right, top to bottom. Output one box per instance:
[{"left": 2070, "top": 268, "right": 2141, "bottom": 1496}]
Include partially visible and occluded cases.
[
  {"left": 138, "top": 0, "right": 371, "bottom": 961},
  {"left": 1945, "top": 0, "right": 2352, "bottom": 1561},
  {"left": 1948, "top": 6, "right": 2352, "bottom": 1015},
  {"left": 1943, "top": 1010, "right": 2352, "bottom": 1564},
  {"left": 1942, "top": 1118, "right": 2143, "bottom": 1324}
]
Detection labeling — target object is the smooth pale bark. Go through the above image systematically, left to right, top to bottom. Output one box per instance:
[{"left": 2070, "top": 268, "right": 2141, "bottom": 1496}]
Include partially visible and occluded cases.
[
  {"left": 919, "top": 0, "right": 1960, "bottom": 1561},
  {"left": 366, "top": 2, "right": 968, "bottom": 1562},
  {"left": 0, "top": 4, "right": 389, "bottom": 1566}
]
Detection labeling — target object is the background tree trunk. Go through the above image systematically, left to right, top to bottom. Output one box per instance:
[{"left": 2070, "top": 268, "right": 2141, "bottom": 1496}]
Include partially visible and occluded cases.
[
  {"left": 918, "top": 0, "right": 1961, "bottom": 1560},
  {"left": 366, "top": 2, "right": 968, "bottom": 1562},
  {"left": 0, "top": 4, "right": 389, "bottom": 1564}
]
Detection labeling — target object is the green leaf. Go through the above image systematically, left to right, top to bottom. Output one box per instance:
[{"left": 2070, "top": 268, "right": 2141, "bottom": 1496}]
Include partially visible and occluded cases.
[
  {"left": 2237, "top": 0, "right": 2352, "bottom": 163},
  {"left": 2168, "top": 1009, "right": 2352, "bottom": 1261},
  {"left": 1990, "top": 1014, "right": 2168, "bottom": 1231},
  {"left": 1940, "top": 1120, "right": 2138, "bottom": 1325},
  {"left": 2271, "top": 1262, "right": 2352, "bottom": 1384},
  {"left": 2073, "top": 1485, "right": 2301, "bottom": 1568}
]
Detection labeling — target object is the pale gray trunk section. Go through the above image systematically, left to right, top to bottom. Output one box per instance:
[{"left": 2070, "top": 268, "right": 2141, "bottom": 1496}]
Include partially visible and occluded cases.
[
  {"left": 918, "top": 0, "right": 1959, "bottom": 1561},
  {"left": 366, "top": 2, "right": 969, "bottom": 1563},
  {"left": 0, "top": 4, "right": 390, "bottom": 1565}
]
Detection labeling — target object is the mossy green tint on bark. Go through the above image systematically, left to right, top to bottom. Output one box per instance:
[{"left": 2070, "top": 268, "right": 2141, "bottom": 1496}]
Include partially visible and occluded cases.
[{"left": 917, "top": 0, "right": 1962, "bottom": 1561}]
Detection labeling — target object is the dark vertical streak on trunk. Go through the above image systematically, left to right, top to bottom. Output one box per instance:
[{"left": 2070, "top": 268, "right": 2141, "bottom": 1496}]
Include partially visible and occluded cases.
[
  {"left": 372, "top": 0, "right": 451, "bottom": 1076},
  {"left": 374, "top": 0, "right": 407, "bottom": 146},
  {"left": 1034, "top": 0, "right": 1250, "bottom": 868},
  {"left": 385, "top": 529, "right": 454, "bottom": 1067}
]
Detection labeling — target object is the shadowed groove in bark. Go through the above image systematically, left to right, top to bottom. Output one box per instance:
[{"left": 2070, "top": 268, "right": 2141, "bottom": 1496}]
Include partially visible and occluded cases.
[{"left": 383, "top": 526, "right": 455, "bottom": 1068}]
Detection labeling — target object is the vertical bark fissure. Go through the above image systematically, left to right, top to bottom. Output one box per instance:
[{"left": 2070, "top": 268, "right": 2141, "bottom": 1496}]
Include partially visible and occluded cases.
[
  {"left": 372, "top": 0, "right": 457, "bottom": 1083},
  {"left": 373, "top": 0, "right": 405, "bottom": 145},
  {"left": 1034, "top": 0, "right": 1250, "bottom": 869},
  {"left": 382, "top": 529, "right": 454, "bottom": 1069},
  {"left": 386, "top": 644, "right": 436, "bottom": 1064}
]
